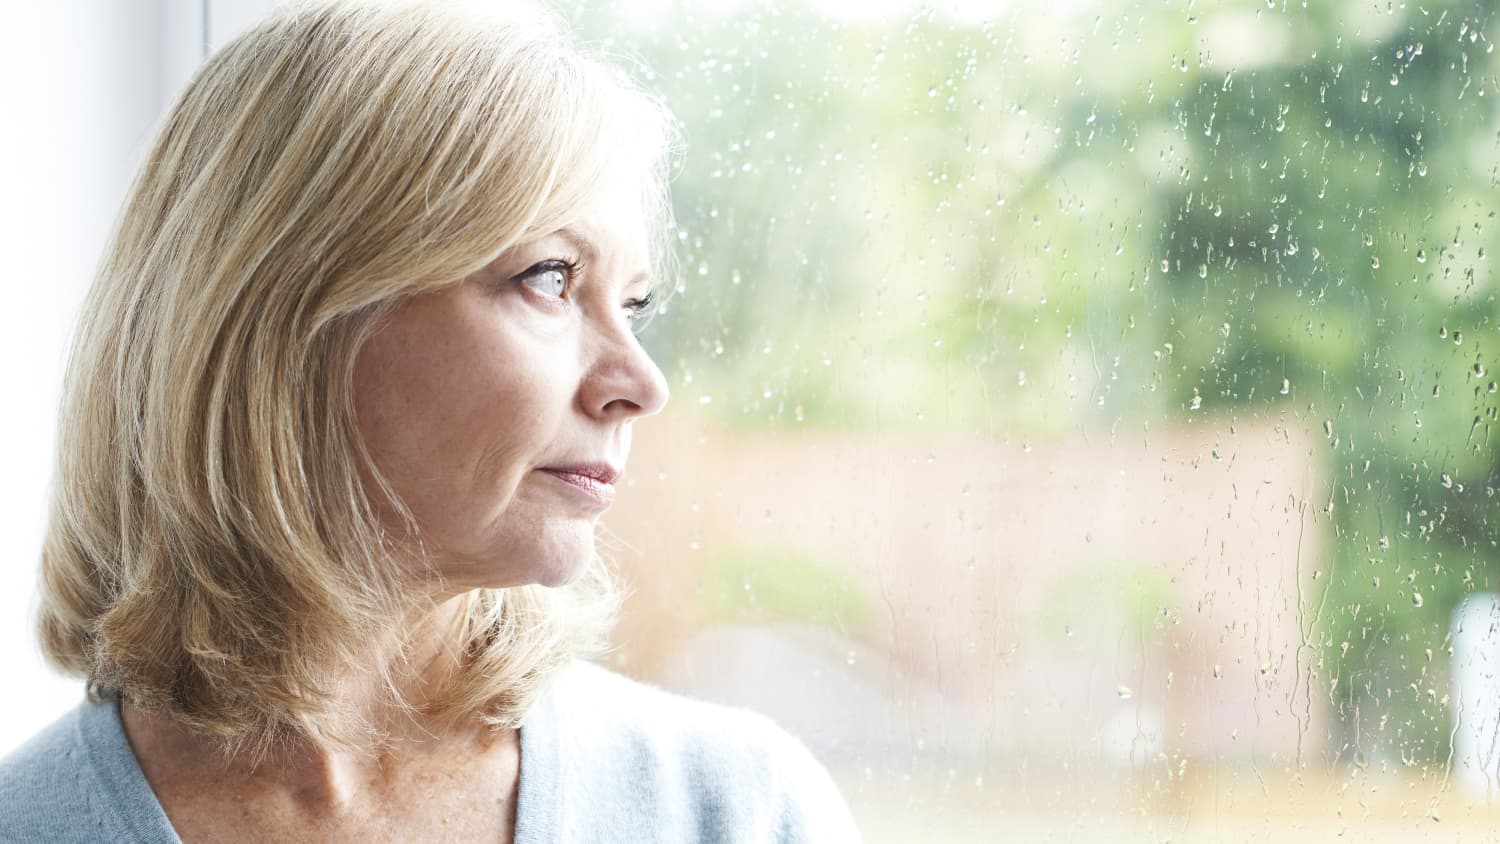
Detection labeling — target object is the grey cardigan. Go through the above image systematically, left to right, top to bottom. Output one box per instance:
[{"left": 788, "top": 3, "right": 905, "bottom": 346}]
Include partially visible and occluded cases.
[{"left": 0, "top": 660, "right": 860, "bottom": 842}]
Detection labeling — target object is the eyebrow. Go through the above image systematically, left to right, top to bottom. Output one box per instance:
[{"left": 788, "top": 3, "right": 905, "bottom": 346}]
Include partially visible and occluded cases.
[{"left": 550, "top": 226, "right": 654, "bottom": 290}]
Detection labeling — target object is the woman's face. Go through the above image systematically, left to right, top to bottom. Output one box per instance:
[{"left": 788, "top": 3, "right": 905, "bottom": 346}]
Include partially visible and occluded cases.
[{"left": 353, "top": 180, "right": 669, "bottom": 592}]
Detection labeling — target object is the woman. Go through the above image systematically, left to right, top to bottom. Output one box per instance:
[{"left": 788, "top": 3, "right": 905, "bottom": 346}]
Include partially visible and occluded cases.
[{"left": 0, "top": 1, "right": 859, "bottom": 841}]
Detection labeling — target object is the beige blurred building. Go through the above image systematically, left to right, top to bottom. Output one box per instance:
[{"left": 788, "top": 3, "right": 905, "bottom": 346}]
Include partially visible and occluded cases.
[{"left": 607, "top": 411, "right": 1327, "bottom": 782}]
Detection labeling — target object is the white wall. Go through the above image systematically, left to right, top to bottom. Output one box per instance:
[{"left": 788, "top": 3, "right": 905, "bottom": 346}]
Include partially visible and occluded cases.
[
  {"left": 0, "top": 0, "right": 164, "bottom": 756},
  {"left": 0, "top": 0, "right": 273, "bottom": 756}
]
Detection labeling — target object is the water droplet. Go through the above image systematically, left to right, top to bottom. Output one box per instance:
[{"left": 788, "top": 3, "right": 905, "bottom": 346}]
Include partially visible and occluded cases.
[
  {"left": 1391, "top": 73, "right": 1400, "bottom": 86},
  {"left": 1417, "top": 249, "right": 1427, "bottom": 263},
  {"left": 1198, "top": 264, "right": 1208, "bottom": 279},
  {"left": 1280, "top": 378, "right": 1291, "bottom": 395},
  {"left": 1442, "top": 473, "right": 1454, "bottom": 489},
  {"left": 1413, "top": 593, "right": 1425, "bottom": 608},
  {"left": 1212, "top": 665, "right": 1223, "bottom": 680},
  {"left": 1117, "top": 685, "right": 1133, "bottom": 699}
]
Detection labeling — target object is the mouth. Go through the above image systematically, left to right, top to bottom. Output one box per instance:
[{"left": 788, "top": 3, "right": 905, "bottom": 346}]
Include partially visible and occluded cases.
[{"left": 537, "top": 463, "right": 620, "bottom": 507}]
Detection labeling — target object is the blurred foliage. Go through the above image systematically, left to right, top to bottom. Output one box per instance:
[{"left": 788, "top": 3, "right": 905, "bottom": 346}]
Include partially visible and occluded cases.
[
  {"left": 563, "top": 0, "right": 1500, "bottom": 764},
  {"left": 705, "top": 545, "right": 872, "bottom": 629},
  {"left": 1033, "top": 559, "right": 1176, "bottom": 650}
]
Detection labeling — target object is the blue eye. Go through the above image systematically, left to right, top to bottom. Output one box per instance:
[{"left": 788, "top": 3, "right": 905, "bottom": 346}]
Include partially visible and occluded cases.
[
  {"left": 518, "top": 259, "right": 581, "bottom": 300},
  {"left": 624, "top": 290, "right": 657, "bottom": 322}
]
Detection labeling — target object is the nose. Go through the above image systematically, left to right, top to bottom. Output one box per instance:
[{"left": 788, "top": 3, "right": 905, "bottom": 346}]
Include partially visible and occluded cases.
[{"left": 580, "top": 322, "right": 670, "bottom": 421}]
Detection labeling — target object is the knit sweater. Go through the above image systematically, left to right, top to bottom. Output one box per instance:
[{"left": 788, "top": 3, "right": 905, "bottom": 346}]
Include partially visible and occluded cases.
[{"left": 0, "top": 660, "right": 861, "bottom": 842}]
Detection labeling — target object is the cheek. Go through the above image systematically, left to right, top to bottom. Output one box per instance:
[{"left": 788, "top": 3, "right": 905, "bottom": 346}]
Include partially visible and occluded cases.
[{"left": 353, "top": 301, "right": 574, "bottom": 529}]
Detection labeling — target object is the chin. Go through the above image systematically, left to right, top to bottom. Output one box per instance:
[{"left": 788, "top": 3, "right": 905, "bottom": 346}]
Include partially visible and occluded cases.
[
  {"left": 440, "top": 519, "right": 599, "bottom": 593},
  {"left": 522, "top": 524, "right": 598, "bottom": 589},
  {"left": 435, "top": 535, "right": 595, "bottom": 595},
  {"left": 531, "top": 563, "right": 589, "bottom": 589}
]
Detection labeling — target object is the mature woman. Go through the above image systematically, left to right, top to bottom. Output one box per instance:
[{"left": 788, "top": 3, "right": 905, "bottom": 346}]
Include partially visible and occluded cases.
[{"left": 0, "top": 1, "right": 858, "bottom": 841}]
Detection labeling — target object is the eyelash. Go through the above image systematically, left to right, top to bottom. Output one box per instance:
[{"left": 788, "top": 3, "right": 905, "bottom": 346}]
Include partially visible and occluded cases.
[
  {"left": 517, "top": 257, "right": 657, "bottom": 322},
  {"left": 519, "top": 257, "right": 584, "bottom": 297},
  {"left": 623, "top": 290, "right": 657, "bottom": 322}
]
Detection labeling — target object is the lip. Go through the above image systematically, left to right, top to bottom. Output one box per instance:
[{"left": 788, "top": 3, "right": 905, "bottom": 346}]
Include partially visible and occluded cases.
[{"left": 537, "top": 463, "right": 620, "bottom": 506}]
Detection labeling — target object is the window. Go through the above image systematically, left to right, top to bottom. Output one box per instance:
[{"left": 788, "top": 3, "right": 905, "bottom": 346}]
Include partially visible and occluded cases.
[{"left": 572, "top": 0, "right": 1500, "bottom": 837}]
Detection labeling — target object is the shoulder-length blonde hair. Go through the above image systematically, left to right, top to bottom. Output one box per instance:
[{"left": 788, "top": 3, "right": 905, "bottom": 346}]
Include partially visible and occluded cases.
[{"left": 37, "top": 0, "right": 677, "bottom": 755}]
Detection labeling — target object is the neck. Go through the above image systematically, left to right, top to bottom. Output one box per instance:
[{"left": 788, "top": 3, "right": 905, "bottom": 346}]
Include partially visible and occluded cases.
[{"left": 119, "top": 594, "right": 513, "bottom": 812}]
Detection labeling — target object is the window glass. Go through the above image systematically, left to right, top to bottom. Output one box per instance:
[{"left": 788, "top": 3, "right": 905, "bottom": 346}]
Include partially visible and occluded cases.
[{"left": 567, "top": 0, "right": 1500, "bottom": 837}]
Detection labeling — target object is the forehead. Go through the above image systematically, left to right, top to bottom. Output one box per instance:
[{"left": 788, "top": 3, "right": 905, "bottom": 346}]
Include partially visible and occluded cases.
[
  {"left": 531, "top": 171, "right": 653, "bottom": 270},
  {"left": 567, "top": 171, "right": 650, "bottom": 245}
]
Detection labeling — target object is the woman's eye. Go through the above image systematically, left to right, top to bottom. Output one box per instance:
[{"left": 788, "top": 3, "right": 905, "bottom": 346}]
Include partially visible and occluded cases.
[
  {"left": 518, "top": 260, "right": 576, "bottom": 300},
  {"left": 624, "top": 290, "right": 657, "bottom": 322}
]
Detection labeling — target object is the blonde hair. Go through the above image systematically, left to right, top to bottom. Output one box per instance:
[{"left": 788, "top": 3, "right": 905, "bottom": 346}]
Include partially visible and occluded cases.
[{"left": 37, "top": 0, "right": 677, "bottom": 755}]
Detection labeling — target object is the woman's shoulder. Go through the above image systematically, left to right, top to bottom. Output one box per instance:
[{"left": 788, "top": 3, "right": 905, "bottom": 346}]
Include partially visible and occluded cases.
[
  {"left": 550, "top": 658, "right": 788, "bottom": 739},
  {"left": 525, "top": 660, "right": 862, "bottom": 842},
  {"left": 549, "top": 660, "right": 811, "bottom": 763},
  {"left": 0, "top": 696, "right": 177, "bottom": 844},
  {"left": 0, "top": 704, "right": 89, "bottom": 841}
]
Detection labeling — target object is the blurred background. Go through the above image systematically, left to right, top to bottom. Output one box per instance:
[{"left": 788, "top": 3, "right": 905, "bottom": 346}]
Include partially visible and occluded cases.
[{"left": 4, "top": 0, "right": 1500, "bottom": 840}]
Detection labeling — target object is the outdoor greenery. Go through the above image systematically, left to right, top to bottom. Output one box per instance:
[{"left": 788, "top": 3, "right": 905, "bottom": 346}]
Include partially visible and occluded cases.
[
  {"left": 566, "top": 0, "right": 1500, "bottom": 766},
  {"left": 706, "top": 544, "right": 873, "bottom": 629}
]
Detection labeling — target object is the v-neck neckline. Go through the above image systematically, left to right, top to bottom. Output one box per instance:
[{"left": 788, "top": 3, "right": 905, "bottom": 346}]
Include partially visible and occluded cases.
[{"left": 86, "top": 681, "right": 562, "bottom": 843}]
